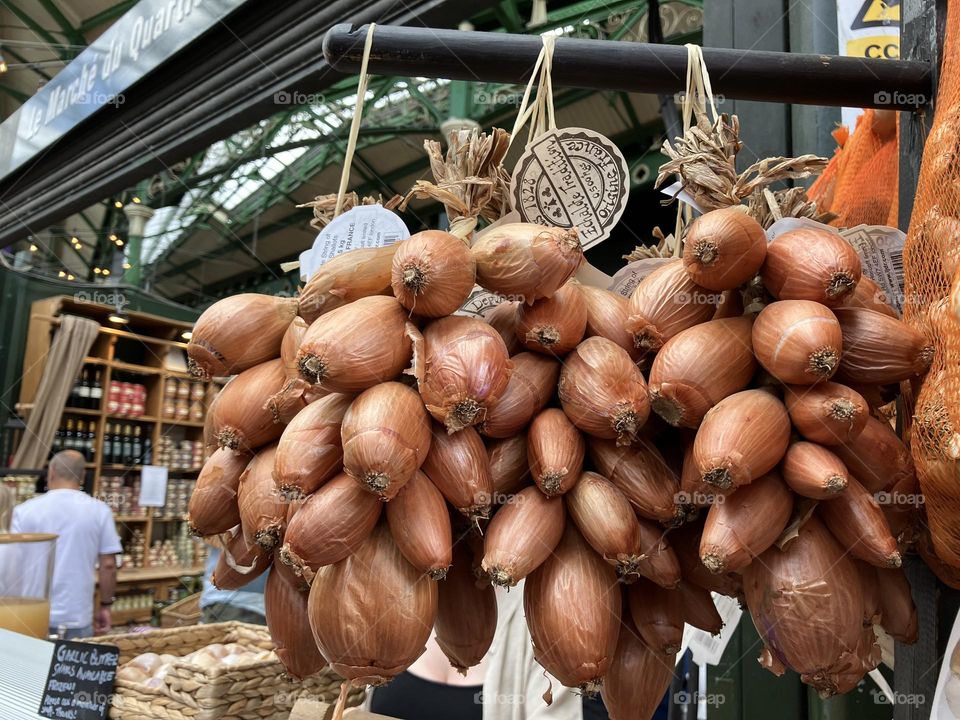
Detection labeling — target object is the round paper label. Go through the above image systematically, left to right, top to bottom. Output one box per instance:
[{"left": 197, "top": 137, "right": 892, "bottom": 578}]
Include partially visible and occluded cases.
[{"left": 510, "top": 127, "right": 629, "bottom": 250}]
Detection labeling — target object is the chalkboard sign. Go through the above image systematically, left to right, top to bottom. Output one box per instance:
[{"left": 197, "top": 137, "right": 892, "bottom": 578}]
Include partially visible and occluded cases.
[{"left": 38, "top": 640, "right": 118, "bottom": 720}]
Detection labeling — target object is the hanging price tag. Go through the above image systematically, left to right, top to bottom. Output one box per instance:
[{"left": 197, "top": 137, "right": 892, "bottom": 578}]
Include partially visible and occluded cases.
[
  {"left": 510, "top": 127, "right": 630, "bottom": 251},
  {"left": 298, "top": 205, "right": 409, "bottom": 281}
]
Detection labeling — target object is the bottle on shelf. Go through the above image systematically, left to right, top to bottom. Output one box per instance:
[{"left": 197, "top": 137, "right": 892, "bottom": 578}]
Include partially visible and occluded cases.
[
  {"left": 77, "top": 367, "right": 92, "bottom": 409},
  {"left": 89, "top": 367, "right": 103, "bottom": 411},
  {"left": 67, "top": 375, "right": 81, "bottom": 409},
  {"left": 63, "top": 419, "right": 75, "bottom": 452},
  {"left": 75, "top": 420, "right": 86, "bottom": 460},
  {"left": 86, "top": 422, "right": 97, "bottom": 464},
  {"left": 50, "top": 423, "right": 63, "bottom": 456},
  {"left": 122, "top": 425, "right": 134, "bottom": 466},
  {"left": 132, "top": 426, "right": 143, "bottom": 465},
  {"left": 142, "top": 431, "right": 153, "bottom": 465}
]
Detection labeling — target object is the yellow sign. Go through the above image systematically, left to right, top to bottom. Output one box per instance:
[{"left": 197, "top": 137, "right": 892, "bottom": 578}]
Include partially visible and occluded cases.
[
  {"left": 855, "top": 0, "right": 900, "bottom": 28},
  {"left": 846, "top": 35, "right": 900, "bottom": 59}
]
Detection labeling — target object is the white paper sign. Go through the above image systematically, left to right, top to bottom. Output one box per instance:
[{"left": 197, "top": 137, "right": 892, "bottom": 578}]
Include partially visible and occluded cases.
[
  {"left": 837, "top": 0, "right": 901, "bottom": 129},
  {"left": 660, "top": 180, "right": 707, "bottom": 215},
  {"left": 298, "top": 205, "right": 409, "bottom": 281},
  {"left": 608, "top": 257, "right": 674, "bottom": 298},
  {"left": 138, "top": 465, "right": 168, "bottom": 508},
  {"left": 683, "top": 593, "right": 744, "bottom": 666},
  {"left": 930, "top": 607, "right": 960, "bottom": 718}
]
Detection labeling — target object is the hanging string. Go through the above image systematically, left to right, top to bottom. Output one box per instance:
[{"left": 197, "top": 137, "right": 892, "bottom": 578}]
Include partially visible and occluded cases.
[
  {"left": 333, "top": 24, "right": 377, "bottom": 218},
  {"left": 507, "top": 33, "right": 558, "bottom": 153}
]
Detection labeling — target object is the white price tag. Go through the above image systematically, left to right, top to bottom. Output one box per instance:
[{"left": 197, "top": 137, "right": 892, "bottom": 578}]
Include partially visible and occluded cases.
[
  {"left": 660, "top": 180, "right": 706, "bottom": 215},
  {"left": 298, "top": 205, "right": 409, "bottom": 281},
  {"left": 608, "top": 257, "right": 674, "bottom": 298},
  {"left": 138, "top": 465, "right": 168, "bottom": 508},
  {"left": 684, "top": 593, "right": 744, "bottom": 666}
]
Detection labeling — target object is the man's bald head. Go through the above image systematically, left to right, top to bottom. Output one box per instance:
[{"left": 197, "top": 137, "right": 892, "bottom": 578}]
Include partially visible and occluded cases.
[{"left": 48, "top": 450, "right": 86, "bottom": 489}]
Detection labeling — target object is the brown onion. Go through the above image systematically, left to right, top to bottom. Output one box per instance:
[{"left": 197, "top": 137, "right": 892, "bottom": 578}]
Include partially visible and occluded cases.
[
  {"left": 682, "top": 208, "right": 767, "bottom": 290},
  {"left": 471, "top": 223, "right": 583, "bottom": 302},
  {"left": 762, "top": 228, "right": 862, "bottom": 305},
  {"left": 391, "top": 230, "right": 476, "bottom": 317},
  {"left": 298, "top": 244, "right": 397, "bottom": 324},
  {"left": 625, "top": 259, "right": 715, "bottom": 355},
  {"left": 840, "top": 275, "right": 899, "bottom": 318},
  {"left": 515, "top": 281, "right": 587, "bottom": 356},
  {"left": 579, "top": 285, "right": 641, "bottom": 360},
  {"left": 713, "top": 288, "right": 744, "bottom": 319},
  {"left": 187, "top": 294, "right": 298, "bottom": 378},
  {"left": 297, "top": 296, "right": 413, "bottom": 392},
  {"left": 752, "top": 300, "right": 843, "bottom": 384},
  {"left": 483, "top": 301, "right": 522, "bottom": 355},
  {"left": 833, "top": 307, "right": 933, "bottom": 384},
  {"left": 419, "top": 315, "right": 512, "bottom": 432},
  {"left": 280, "top": 316, "right": 309, "bottom": 379},
  {"left": 648, "top": 316, "right": 757, "bottom": 428},
  {"left": 559, "top": 336, "right": 650, "bottom": 446},
  {"left": 479, "top": 352, "right": 558, "bottom": 438},
  {"left": 208, "top": 359, "right": 287, "bottom": 452},
  {"left": 341, "top": 382, "right": 431, "bottom": 500},
  {"left": 784, "top": 382, "right": 868, "bottom": 445},
  {"left": 694, "top": 389, "right": 791, "bottom": 492},
  {"left": 273, "top": 393, "right": 351, "bottom": 499},
  {"left": 527, "top": 408, "right": 585, "bottom": 496},
  {"left": 832, "top": 415, "right": 915, "bottom": 493},
  {"left": 422, "top": 424, "right": 493, "bottom": 520},
  {"left": 486, "top": 434, "right": 530, "bottom": 497},
  {"left": 679, "top": 436, "right": 720, "bottom": 508},
  {"left": 588, "top": 438, "right": 681, "bottom": 523},
  {"left": 781, "top": 441, "right": 850, "bottom": 499},
  {"left": 237, "top": 444, "right": 287, "bottom": 551},
  {"left": 187, "top": 448, "right": 251, "bottom": 536},
  {"left": 386, "top": 470, "right": 452, "bottom": 579},
  {"left": 567, "top": 471, "right": 643, "bottom": 578},
  {"left": 700, "top": 472, "right": 794, "bottom": 573},
  {"left": 279, "top": 473, "right": 382, "bottom": 582},
  {"left": 819, "top": 476, "right": 901, "bottom": 567},
  {"left": 481, "top": 486, "right": 564, "bottom": 587},
  {"left": 743, "top": 517, "right": 867, "bottom": 697},
  {"left": 636, "top": 518, "right": 682, "bottom": 589},
  {"left": 670, "top": 522, "right": 742, "bottom": 598},
  {"left": 307, "top": 523, "right": 437, "bottom": 684},
  {"left": 523, "top": 524, "right": 621, "bottom": 693},
  {"left": 213, "top": 526, "right": 273, "bottom": 590},
  {"left": 435, "top": 543, "right": 497, "bottom": 673},
  {"left": 266, "top": 559, "right": 326, "bottom": 679},
  {"left": 857, "top": 560, "right": 881, "bottom": 625},
  {"left": 877, "top": 567, "right": 917, "bottom": 643},
  {"left": 628, "top": 579, "right": 684, "bottom": 655},
  {"left": 679, "top": 581, "right": 723, "bottom": 634},
  {"left": 602, "top": 622, "right": 676, "bottom": 720}
]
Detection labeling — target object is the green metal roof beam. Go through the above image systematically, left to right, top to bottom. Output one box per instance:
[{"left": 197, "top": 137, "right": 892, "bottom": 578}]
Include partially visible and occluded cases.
[
  {"left": 36, "top": 0, "right": 86, "bottom": 46},
  {"left": 77, "top": 0, "right": 137, "bottom": 34},
  {"left": 2, "top": 1, "right": 73, "bottom": 58},
  {"left": 0, "top": 85, "right": 30, "bottom": 102}
]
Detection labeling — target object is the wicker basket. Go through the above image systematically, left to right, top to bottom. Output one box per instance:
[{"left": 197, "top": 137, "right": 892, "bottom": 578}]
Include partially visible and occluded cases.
[
  {"left": 159, "top": 593, "right": 202, "bottom": 628},
  {"left": 87, "top": 621, "right": 361, "bottom": 720}
]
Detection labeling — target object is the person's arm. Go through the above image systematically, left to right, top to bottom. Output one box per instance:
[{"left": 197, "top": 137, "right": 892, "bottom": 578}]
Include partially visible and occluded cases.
[{"left": 94, "top": 554, "right": 116, "bottom": 634}]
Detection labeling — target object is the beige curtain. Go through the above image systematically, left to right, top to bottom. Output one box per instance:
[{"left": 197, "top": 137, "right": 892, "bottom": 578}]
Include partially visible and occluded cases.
[{"left": 12, "top": 315, "right": 101, "bottom": 469}]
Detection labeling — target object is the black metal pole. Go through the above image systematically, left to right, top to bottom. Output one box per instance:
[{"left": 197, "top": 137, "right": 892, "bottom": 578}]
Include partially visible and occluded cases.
[{"left": 323, "top": 23, "right": 932, "bottom": 111}]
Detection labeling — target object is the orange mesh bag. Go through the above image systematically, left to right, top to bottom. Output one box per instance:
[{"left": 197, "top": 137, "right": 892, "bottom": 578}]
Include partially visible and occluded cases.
[
  {"left": 903, "top": 0, "right": 960, "bottom": 567},
  {"left": 808, "top": 125, "right": 848, "bottom": 213}
]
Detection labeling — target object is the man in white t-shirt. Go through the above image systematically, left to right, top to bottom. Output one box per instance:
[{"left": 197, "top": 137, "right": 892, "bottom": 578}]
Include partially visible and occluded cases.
[{"left": 11, "top": 450, "right": 121, "bottom": 638}]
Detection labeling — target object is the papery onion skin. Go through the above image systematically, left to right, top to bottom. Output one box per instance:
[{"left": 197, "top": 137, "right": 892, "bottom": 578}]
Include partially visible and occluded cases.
[
  {"left": 682, "top": 208, "right": 767, "bottom": 290},
  {"left": 471, "top": 223, "right": 583, "bottom": 302},
  {"left": 761, "top": 228, "right": 863, "bottom": 306},
  {"left": 391, "top": 230, "right": 477, "bottom": 317},
  {"left": 298, "top": 244, "right": 397, "bottom": 324},
  {"left": 625, "top": 259, "right": 716, "bottom": 356},
  {"left": 840, "top": 275, "right": 899, "bottom": 318},
  {"left": 515, "top": 281, "right": 587, "bottom": 356},
  {"left": 579, "top": 285, "right": 642, "bottom": 360},
  {"left": 713, "top": 288, "right": 744, "bottom": 319},
  {"left": 187, "top": 294, "right": 298, "bottom": 379},
  {"left": 297, "top": 296, "right": 413, "bottom": 393},
  {"left": 752, "top": 300, "right": 843, "bottom": 384},
  {"left": 483, "top": 301, "right": 523, "bottom": 355},
  {"left": 832, "top": 307, "right": 934, "bottom": 384},
  {"left": 419, "top": 315, "right": 512, "bottom": 432},
  {"left": 280, "top": 316, "right": 309, "bottom": 380},
  {"left": 648, "top": 316, "right": 757, "bottom": 428},
  {"left": 559, "top": 336, "right": 650, "bottom": 446},
  {"left": 479, "top": 352, "right": 559, "bottom": 438},
  {"left": 209, "top": 359, "right": 288, "bottom": 453},
  {"left": 341, "top": 382, "right": 431, "bottom": 500},
  {"left": 784, "top": 382, "right": 868, "bottom": 446},
  {"left": 694, "top": 389, "right": 791, "bottom": 492},
  {"left": 273, "top": 392, "right": 352, "bottom": 499},
  {"left": 527, "top": 408, "right": 585, "bottom": 496},
  {"left": 832, "top": 415, "right": 915, "bottom": 493},
  {"left": 422, "top": 424, "right": 493, "bottom": 520},
  {"left": 486, "top": 434, "right": 530, "bottom": 497},
  {"left": 679, "top": 436, "right": 722, "bottom": 509},
  {"left": 588, "top": 437, "right": 681, "bottom": 523},
  {"left": 781, "top": 441, "right": 851, "bottom": 499},
  {"left": 237, "top": 444, "right": 288, "bottom": 551},
  {"left": 187, "top": 448, "right": 251, "bottom": 536},
  {"left": 386, "top": 470, "right": 453, "bottom": 579},
  {"left": 567, "top": 471, "right": 643, "bottom": 579},
  {"left": 700, "top": 472, "right": 794, "bottom": 573},
  {"left": 279, "top": 473, "right": 382, "bottom": 582},
  {"left": 818, "top": 476, "right": 902, "bottom": 568},
  {"left": 481, "top": 486, "right": 564, "bottom": 587},
  {"left": 636, "top": 517, "right": 682, "bottom": 589},
  {"left": 743, "top": 517, "right": 868, "bottom": 697},
  {"left": 670, "top": 521, "right": 742, "bottom": 598},
  {"left": 307, "top": 523, "right": 438, "bottom": 685},
  {"left": 523, "top": 524, "right": 621, "bottom": 693},
  {"left": 213, "top": 526, "right": 273, "bottom": 590},
  {"left": 435, "top": 543, "right": 497, "bottom": 673},
  {"left": 266, "top": 559, "right": 327, "bottom": 679},
  {"left": 856, "top": 560, "right": 881, "bottom": 625},
  {"left": 877, "top": 567, "right": 918, "bottom": 643},
  {"left": 628, "top": 579, "right": 684, "bottom": 655},
  {"left": 679, "top": 580, "right": 724, "bottom": 634},
  {"left": 602, "top": 619, "right": 677, "bottom": 720}
]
